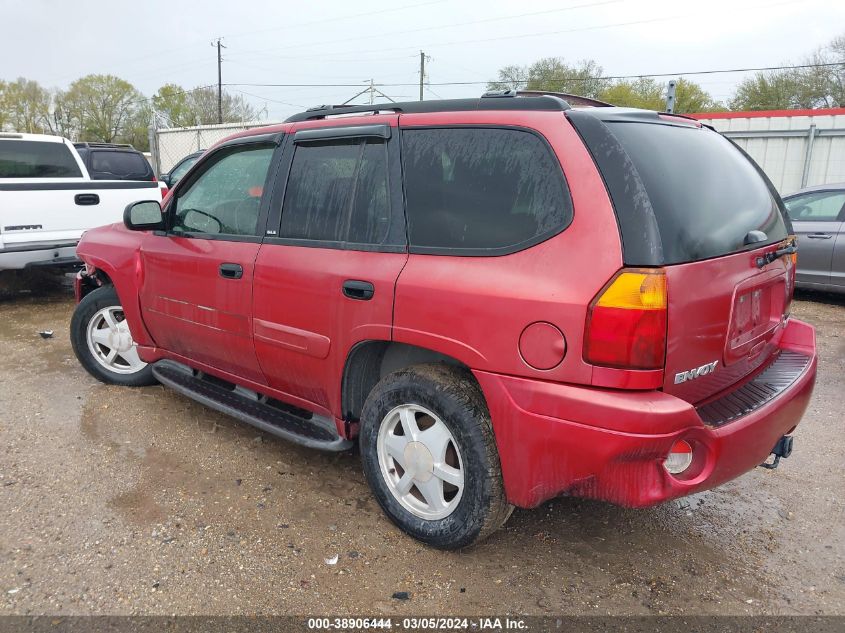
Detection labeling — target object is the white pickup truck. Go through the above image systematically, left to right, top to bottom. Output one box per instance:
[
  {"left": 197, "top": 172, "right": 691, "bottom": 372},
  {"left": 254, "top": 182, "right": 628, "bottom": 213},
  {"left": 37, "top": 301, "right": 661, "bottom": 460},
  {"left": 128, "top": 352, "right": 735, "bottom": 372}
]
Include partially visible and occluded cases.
[{"left": 0, "top": 132, "right": 164, "bottom": 270}]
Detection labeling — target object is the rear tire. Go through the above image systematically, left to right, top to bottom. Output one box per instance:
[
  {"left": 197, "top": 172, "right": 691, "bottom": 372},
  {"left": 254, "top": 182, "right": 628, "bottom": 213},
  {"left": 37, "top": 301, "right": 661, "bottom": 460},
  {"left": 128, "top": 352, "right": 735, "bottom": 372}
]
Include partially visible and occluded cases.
[
  {"left": 70, "top": 285, "right": 156, "bottom": 386},
  {"left": 359, "top": 363, "right": 512, "bottom": 549}
]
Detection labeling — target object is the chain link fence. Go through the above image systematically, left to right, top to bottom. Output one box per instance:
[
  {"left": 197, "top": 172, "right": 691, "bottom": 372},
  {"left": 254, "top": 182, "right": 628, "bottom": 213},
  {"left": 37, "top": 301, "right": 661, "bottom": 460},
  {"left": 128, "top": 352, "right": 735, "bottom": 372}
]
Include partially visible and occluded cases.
[{"left": 151, "top": 121, "right": 283, "bottom": 175}]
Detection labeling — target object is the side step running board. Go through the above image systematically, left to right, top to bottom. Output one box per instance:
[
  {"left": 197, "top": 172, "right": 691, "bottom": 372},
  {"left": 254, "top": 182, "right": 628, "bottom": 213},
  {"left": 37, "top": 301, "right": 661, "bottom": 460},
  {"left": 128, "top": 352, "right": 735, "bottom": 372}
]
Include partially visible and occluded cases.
[{"left": 152, "top": 359, "right": 353, "bottom": 452}]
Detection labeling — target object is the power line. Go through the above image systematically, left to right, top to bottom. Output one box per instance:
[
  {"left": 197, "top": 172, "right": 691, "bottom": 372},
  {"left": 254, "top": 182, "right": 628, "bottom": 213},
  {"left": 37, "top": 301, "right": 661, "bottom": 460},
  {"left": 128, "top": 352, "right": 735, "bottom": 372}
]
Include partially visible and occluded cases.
[
  {"left": 44, "top": 0, "right": 449, "bottom": 85},
  {"left": 223, "top": 0, "right": 449, "bottom": 40},
  {"left": 234, "top": 0, "right": 802, "bottom": 62},
  {"left": 235, "top": 0, "right": 622, "bottom": 59},
  {"left": 224, "top": 61, "right": 845, "bottom": 90},
  {"left": 127, "top": 84, "right": 219, "bottom": 108},
  {"left": 230, "top": 89, "right": 305, "bottom": 109}
]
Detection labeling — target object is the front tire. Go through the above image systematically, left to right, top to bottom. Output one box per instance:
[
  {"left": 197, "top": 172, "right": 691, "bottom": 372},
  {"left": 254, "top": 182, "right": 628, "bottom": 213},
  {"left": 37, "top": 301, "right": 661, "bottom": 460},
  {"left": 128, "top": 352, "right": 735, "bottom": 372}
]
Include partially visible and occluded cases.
[
  {"left": 70, "top": 285, "right": 156, "bottom": 386},
  {"left": 359, "top": 363, "right": 512, "bottom": 549}
]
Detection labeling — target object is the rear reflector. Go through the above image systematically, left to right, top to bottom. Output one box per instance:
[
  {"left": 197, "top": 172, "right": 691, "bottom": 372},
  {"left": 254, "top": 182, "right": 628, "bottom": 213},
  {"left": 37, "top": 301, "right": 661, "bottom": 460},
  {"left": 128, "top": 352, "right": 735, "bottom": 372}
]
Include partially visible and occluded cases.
[
  {"left": 584, "top": 268, "right": 668, "bottom": 370},
  {"left": 664, "top": 440, "right": 693, "bottom": 475}
]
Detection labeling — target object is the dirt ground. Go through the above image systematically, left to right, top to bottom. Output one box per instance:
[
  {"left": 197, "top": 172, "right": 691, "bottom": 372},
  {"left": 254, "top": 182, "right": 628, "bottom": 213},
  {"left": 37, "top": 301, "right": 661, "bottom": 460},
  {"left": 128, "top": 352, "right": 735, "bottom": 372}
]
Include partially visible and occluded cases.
[{"left": 0, "top": 278, "right": 843, "bottom": 617}]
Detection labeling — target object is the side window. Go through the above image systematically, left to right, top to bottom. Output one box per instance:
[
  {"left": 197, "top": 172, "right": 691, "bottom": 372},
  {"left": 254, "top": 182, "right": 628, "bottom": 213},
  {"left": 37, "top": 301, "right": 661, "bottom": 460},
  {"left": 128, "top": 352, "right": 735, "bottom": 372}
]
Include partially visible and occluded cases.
[
  {"left": 402, "top": 128, "right": 572, "bottom": 252},
  {"left": 279, "top": 139, "right": 391, "bottom": 245},
  {"left": 0, "top": 140, "right": 82, "bottom": 178},
  {"left": 172, "top": 145, "right": 274, "bottom": 237},
  {"left": 91, "top": 151, "right": 151, "bottom": 180},
  {"left": 169, "top": 155, "right": 200, "bottom": 185},
  {"left": 784, "top": 192, "right": 845, "bottom": 222}
]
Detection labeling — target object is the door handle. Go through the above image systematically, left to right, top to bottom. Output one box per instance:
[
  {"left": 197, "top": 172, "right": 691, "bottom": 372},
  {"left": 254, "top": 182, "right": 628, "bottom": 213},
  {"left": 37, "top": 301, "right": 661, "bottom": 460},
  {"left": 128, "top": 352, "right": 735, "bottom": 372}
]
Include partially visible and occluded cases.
[
  {"left": 74, "top": 193, "right": 100, "bottom": 206},
  {"left": 807, "top": 233, "right": 832, "bottom": 239},
  {"left": 219, "top": 263, "right": 243, "bottom": 279},
  {"left": 342, "top": 279, "right": 375, "bottom": 300}
]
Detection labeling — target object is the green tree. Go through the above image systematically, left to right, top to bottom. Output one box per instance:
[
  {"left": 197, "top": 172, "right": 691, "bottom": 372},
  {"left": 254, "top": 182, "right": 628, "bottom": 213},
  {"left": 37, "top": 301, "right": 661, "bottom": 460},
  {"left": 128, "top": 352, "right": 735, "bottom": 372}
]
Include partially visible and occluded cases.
[
  {"left": 729, "top": 32, "right": 845, "bottom": 110},
  {"left": 826, "top": 34, "right": 845, "bottom": 105},
  {"left": 488, "top": 57, "right": 609, "bottom": 99},
  {"left": 487, "top": 65, "right": 528, "bottom": 91},
  {"left": 729, "top": 71, "right": 806, "bottom": 110},
  {"left": 60, "top": 74, "right": 144, "bottom": 143},
  {"left": 2, "top": 77, "right": 51, "bottom": 133},
  {"left": 599, "top": 77, "right": 664, "bottom": 110},
  {"left": 673, "top": 78, "right": 723, "bottom": 113},
  {"left": 0, "top": 79, "right": 8, "bottom": 130},
  {"left": 151, "top": 84, "right": 259, "bottom": 127},
  {"left": 152, "top": 84, "right": 197, "bottom": 127},
  {"left": 184, "top": 86, "right": 260, "bottom": 125},
  {"left": 47, "top": 89, "right": 78, "bottom": 138},
  {"left": 122, "top": 103, "right": 153, "bottom": 151}
]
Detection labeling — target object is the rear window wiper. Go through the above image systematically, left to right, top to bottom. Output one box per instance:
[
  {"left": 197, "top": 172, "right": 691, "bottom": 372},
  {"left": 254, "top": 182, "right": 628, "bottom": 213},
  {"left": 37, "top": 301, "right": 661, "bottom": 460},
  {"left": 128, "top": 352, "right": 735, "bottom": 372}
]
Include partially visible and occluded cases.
[{"left": 755, "top": 240, "right": 797, "bottom": 268}]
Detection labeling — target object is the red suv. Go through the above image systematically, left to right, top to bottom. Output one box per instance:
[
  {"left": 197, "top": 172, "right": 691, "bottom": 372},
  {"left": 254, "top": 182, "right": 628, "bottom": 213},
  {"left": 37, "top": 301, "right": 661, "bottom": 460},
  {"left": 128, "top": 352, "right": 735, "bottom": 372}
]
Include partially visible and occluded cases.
[{"left": 70, "top": 92, "right": 817, "bottom": 549}]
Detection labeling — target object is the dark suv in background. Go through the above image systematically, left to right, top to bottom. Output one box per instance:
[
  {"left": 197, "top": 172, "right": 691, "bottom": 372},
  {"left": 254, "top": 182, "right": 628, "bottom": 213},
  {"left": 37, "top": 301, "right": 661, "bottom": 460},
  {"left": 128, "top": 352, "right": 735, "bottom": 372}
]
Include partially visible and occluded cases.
[
  {"left": 73, "top": 142, "right": 155, "bottom": 182},
  {"left": 159, "top": 149, "right": 204, "bottom": 188}
]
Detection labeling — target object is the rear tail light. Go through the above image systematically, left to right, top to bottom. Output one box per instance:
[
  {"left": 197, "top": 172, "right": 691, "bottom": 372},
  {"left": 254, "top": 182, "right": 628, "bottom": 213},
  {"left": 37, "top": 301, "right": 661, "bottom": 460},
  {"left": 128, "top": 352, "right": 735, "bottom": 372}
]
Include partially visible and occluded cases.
[
  {"left": 160, "top": 187, "right": 169, "bottom": 200},
  {"left": 584, "top": 268, "right": 667, "bottom": 370},
  {"left": 664, "top": 440, "right": 693, "bottom": 475}
]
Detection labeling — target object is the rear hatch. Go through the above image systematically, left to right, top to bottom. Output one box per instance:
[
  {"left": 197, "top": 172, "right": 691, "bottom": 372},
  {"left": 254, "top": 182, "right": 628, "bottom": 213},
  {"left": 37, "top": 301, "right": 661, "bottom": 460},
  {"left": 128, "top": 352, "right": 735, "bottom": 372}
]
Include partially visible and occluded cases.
[{"left": 568, "top": 109, "right": 794, "bottom": 404}]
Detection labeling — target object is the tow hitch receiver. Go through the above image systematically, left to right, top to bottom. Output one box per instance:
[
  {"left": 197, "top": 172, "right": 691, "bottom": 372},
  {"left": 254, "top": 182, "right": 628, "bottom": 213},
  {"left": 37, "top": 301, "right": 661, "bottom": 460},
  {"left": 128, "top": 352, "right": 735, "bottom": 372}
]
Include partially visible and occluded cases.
[{"left": 760, "top": 435, "right": 794, "bottom": 470}]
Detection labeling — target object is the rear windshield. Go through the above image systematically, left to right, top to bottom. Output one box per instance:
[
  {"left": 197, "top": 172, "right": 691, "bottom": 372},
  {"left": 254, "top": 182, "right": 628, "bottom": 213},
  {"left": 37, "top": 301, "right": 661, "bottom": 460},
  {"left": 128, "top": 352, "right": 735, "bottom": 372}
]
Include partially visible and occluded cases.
[
  {"left": 605, "top": 122, "right": 788, "bottom": 264},
  {"left": 0, "top": 140, "right": 82, "bottom": 178},
  {"left": 90, "top": 150, "right": 152, "bottom": 180}
]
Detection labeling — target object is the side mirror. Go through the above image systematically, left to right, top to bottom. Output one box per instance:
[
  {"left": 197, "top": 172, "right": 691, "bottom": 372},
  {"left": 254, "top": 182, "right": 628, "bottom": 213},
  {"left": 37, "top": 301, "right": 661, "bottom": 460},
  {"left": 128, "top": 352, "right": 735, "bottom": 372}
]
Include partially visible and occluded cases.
[{"left": 123, "top": 200, "right": 164, "bottom": 231}]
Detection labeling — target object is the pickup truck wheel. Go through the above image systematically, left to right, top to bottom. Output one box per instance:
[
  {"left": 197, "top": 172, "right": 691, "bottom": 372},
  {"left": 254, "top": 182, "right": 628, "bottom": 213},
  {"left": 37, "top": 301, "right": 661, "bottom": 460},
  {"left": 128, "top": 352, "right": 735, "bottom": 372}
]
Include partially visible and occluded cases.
[
  {"left": 70, "top": 285, "right": 156, "bottom": 386},
  {"left": 359, "top": 363, "right": 512, "bottom": 549}
]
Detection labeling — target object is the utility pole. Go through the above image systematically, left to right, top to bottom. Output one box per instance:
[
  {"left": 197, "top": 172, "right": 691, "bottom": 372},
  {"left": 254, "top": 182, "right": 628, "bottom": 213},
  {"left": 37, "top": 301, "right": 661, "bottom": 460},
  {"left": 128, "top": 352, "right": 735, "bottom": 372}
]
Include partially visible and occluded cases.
[
  {"left": 212, "top": 38, "right": 226, "bottom": 124},
  {"left": 419, "top": 51, "right": 426, "bottom": 101}
]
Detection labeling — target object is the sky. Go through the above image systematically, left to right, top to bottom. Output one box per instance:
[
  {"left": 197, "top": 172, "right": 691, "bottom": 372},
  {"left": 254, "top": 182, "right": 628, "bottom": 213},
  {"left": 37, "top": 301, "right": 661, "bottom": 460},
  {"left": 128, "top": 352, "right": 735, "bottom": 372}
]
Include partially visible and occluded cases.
[{"left": 2, "top": 0, "right": 844, "bottom": 122}]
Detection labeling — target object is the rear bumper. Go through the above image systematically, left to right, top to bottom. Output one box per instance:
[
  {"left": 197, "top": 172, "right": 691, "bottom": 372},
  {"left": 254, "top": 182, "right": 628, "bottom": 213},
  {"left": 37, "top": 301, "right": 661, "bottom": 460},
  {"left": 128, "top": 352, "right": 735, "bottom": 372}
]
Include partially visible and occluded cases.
[
  {"left": 0, "top": 243, "right": 79, "bottom": 271},
  {"left": 475, "top": 318, "right": 817, "bottom": 509}
]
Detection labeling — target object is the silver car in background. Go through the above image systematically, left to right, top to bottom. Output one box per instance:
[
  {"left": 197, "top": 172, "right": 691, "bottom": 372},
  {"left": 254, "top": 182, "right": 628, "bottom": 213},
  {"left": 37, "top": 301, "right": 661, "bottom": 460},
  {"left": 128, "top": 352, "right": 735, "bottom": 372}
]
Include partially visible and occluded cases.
[{"left": 783, "top": 183, "right": 845, "bottom": 294}]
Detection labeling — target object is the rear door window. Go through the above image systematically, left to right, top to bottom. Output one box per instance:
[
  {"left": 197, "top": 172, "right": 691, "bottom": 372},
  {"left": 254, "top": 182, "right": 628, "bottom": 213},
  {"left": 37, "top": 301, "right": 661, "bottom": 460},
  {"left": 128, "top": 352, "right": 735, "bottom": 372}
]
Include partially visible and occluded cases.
[
  {"left": 401, "top": 128, "right": 572, "bottom": 254},
  {"left": 279, "top": 138, "right": 394, "bottom": 246},
  {"left": 0, "top": 140, "right": 82, "bottom": 178},
  {"left": 90, "top": 150, "right": 152, "bottom": 180},
  {"left": 784, "top": 191, "right": 845, "bottom": 222}
]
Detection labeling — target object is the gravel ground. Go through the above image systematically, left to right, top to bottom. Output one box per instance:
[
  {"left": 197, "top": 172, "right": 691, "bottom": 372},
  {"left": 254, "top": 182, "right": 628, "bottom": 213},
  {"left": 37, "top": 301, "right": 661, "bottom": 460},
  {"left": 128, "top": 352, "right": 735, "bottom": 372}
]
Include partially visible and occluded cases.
[{"left": 0, "top": 279, "right": 843, "bottom": 616}]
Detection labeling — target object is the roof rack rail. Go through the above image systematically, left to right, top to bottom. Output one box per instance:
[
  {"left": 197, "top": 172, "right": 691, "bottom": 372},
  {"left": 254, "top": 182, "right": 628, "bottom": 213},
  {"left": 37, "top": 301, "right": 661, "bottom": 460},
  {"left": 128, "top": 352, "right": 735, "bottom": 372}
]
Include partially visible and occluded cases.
[
  {"left": 514, "top": 90, "right": 613, "bottom": 108},
  {"left": 285, "top": 92, "right": 575, "bottom": 123},
  {"left": 73, "top": 142, "right": 136, "bottom": 149}
]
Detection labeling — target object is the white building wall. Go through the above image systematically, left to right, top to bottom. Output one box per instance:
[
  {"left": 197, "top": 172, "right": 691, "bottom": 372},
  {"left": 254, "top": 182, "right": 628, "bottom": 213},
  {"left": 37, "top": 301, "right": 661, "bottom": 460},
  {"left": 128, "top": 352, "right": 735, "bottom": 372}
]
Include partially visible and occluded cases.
[{"left": 695, "top": 112, "right": 845, "bottom": 195}]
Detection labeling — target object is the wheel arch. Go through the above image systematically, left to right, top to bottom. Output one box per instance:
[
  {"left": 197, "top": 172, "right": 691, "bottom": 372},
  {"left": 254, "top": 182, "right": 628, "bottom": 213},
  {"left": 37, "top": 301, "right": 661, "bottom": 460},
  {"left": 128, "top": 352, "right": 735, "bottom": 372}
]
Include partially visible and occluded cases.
[
  {"left": 75, "top": 253, "right": 155, "bottom": 347},
  {"left": 78, "top": 265, "right": 113, "bottom": 301},
  {"left": 341, "top": 341, "right": 475, "bottom": 427}
]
